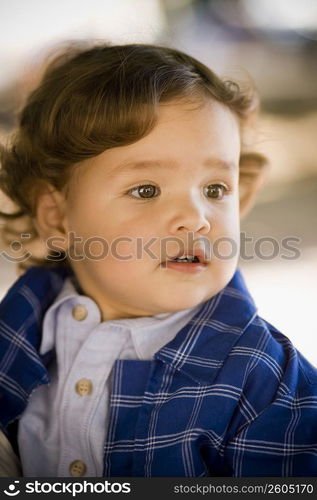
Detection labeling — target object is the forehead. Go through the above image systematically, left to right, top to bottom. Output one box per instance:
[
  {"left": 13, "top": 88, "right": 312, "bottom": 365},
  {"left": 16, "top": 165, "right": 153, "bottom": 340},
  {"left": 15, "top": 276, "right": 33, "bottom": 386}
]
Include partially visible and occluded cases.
[{"left": 72, "top": 99, "right": 241, "bottom": 183}]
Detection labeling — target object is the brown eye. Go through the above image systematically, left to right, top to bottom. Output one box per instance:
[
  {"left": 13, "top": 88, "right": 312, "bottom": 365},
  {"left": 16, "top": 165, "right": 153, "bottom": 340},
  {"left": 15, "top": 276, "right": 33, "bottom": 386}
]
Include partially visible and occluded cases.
[
  {"left": 129, "top": 184, "right": 160, "bottom": 199},
  {"left": 204, "top": 184, "right": 226, "bottom": 200}
]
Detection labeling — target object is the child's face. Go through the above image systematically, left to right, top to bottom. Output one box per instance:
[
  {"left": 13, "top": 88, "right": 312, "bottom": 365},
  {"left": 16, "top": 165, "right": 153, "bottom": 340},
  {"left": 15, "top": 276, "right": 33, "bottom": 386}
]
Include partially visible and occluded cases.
[{"left": 61, "top": 99, "right": 241, "bottom": 320}]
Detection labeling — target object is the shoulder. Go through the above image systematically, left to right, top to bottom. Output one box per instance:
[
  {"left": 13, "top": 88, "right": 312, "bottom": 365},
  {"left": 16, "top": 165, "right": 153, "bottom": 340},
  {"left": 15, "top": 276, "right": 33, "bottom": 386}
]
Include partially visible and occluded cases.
[
  {"left": 0, "top": 264, "right": 72, "bottom": 356},
  {"left": 0, "top": 265, "right": 72, "bottom": 320},
  {"left": 0, "top": 266, "right": 72, "bottom": 432},
  {"left": 220, "top": 315, "right": 317, "bottom": 452},
  {"left": 235, "top": 315, "right": 317, "bottom": 399}
]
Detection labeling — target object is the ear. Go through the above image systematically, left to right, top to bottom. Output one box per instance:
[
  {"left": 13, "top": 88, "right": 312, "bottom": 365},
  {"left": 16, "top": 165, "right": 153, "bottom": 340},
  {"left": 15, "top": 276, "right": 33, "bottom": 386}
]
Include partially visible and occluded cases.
[
  {"left": 239, "top": 152, "right": 269, "bottom": 218},
  {"left": 34, "top": 182, "right": 69, "bottom": 251}
]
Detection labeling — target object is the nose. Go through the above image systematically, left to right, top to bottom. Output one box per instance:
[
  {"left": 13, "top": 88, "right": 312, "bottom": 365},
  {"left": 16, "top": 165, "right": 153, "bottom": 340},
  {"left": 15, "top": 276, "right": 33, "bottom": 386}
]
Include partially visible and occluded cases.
[{"left": 168, "top": 195, "right": 211, "bottom": 236}]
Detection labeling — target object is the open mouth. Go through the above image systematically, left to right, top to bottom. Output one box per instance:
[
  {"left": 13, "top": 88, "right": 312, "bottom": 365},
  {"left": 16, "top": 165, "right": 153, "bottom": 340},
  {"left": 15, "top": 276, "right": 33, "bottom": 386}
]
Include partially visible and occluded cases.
[
  {"left": 163, "top": 247, "right": 207, "bottom": 264},
  {"left": 160, "top": 250, "right": 208, "bottom": 272},
  {"left": 169, "top": 255, "right": 201, "bottom": 263}
]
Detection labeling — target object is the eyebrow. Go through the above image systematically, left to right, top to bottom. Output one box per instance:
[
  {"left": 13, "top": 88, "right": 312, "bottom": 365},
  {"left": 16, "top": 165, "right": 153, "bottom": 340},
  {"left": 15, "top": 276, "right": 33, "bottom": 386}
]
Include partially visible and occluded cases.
[{"left": 111, "top": 158, "right": 236, "bottom": 174}]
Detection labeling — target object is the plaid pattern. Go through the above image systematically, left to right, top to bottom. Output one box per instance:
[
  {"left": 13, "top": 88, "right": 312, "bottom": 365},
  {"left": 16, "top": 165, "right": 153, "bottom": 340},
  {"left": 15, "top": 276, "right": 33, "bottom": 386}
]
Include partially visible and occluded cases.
[{"left": 0, "top": 266, "right": 317, "bottom": 477}]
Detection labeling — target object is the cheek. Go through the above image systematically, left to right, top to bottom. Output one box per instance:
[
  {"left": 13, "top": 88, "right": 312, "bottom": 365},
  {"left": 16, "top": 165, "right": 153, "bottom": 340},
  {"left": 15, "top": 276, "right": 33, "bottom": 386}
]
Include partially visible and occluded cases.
[
  {"left": 212, "top": 200, "right": 240, "bottom": 236},
  {"left": 210, "top": 202, "right": 240, "bottom": 259},
  {"left": 66, "top": 204, "right": 160, "bottom": 264},
  {"left": 108, "top": 238, "right": 138, "bottom": 261},
  {"left": 108, "top": 242, "right": 161, "bottom": 268},
  {"left": 87, "top": 253, "right": 153, "bottom": 286}
]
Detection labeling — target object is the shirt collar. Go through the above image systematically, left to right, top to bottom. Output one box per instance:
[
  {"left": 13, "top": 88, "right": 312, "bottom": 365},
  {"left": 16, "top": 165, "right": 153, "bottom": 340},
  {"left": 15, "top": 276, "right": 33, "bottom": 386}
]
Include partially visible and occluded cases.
[
  {"left": 41, "top": 275, "right": 201, "bottom": 360},
  {"left": 109, "top": 306, "right": 202, "bottom": 360}
]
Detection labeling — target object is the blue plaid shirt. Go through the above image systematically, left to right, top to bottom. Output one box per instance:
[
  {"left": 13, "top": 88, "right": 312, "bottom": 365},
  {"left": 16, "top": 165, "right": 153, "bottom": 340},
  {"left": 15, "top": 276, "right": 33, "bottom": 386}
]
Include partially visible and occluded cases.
[{"left": 0, "top": 266, "right": 317, "bottom": 477}]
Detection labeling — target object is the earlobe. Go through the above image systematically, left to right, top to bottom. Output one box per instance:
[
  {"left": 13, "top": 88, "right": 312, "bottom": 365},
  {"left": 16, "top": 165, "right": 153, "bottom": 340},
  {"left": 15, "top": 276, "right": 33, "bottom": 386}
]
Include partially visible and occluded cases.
[
  {"left": 239, "top": 152, "right": 269, "bottom": 218},
  {"left": 35, "top": 183, "right": 69, "bottom": 250}
]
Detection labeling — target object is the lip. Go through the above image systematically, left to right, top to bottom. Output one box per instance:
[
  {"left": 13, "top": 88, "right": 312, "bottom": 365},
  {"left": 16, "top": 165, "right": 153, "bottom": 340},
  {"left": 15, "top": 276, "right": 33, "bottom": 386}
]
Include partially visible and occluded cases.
[
  {"left": 160, "top": 247, "right": 209, "bottom": 274},
  {"left": 162, "top": 248, "right": 208, "bottom": 265},
  {"left": 160, "top": 260, "right": 207, "bottom": 273}
]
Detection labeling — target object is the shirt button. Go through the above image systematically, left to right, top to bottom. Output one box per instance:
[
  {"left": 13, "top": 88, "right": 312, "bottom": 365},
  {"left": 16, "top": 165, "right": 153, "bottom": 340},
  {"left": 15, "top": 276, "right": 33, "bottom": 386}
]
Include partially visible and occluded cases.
[
  {"left": 72, "top": 305, "right": 88, "bottom": 321},
  {"left": 75, "top": 378, "right": 93, "bottom": 396},
  {"left": 69, "top": 460, "right": 87, "bottom": 477}
]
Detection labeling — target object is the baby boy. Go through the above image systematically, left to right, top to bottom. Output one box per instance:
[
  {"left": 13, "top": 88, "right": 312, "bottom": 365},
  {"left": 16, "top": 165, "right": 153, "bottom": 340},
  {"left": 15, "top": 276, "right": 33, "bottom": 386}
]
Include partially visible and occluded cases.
[{"left": 0, "top": 43, "right": 316, "bottom": 477}]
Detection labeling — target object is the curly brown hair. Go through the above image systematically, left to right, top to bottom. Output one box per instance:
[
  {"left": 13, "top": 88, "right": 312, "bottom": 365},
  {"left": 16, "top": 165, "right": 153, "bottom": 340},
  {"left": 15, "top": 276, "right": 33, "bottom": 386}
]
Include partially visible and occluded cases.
[{"left": 0, "top": 42, "right": 267, "bottom": 272}]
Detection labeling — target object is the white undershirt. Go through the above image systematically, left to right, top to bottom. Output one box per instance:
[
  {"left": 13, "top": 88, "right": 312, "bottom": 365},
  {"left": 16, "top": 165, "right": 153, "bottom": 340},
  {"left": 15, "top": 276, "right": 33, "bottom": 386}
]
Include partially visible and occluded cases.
[{"left": 18, "top": 276, "right": 200, "bottom": 477}]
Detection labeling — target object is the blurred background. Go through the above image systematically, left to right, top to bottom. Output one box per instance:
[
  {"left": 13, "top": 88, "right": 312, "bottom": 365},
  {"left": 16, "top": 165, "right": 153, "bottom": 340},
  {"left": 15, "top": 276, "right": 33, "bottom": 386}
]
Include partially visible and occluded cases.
[{"left": 0, "top": 0, "right": 316, "bottom": 364}]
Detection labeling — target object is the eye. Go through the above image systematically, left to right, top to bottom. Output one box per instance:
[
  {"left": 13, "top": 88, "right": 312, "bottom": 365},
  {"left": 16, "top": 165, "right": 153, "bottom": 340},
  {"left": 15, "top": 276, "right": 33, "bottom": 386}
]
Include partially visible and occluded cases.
[
  {"left": 128, "top": 184, "right": 160, "bottom": 199},
  {"left": 204, "top": 184, "right": 228, "bottom": 200}
]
